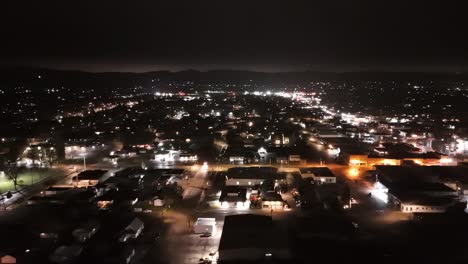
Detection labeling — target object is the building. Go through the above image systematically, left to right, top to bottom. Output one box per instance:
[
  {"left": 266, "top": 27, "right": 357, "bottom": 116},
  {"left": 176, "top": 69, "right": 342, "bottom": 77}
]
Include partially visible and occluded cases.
[
  {"left": 269, "top": 131, "right": 295, "bottom": 147},
  {"left": 65, "top": 141, "right": 108, "bottom": 160},
  {"left": 154, "top": 150, "right": 180, "bottom": 162},
  {"left": 348, "top": 150, "right": 451, "bottom": 168},
  {"left": 179, "top": 153, "right": 198, "bottom": 162},
  {"left": 374, "top": 165, "right": 463, "bottom": 213},
  {"left": 225, "top": 167, "right": 284, "bottom": 186},
  {"left": 299, "top": 167, "right": 337, "bottom": 184},
  {"left": 72, "top": 170, "right": 108, "bottom": 187},
  {"left": 219, "top": 186, "right": 248, "bottom": 209},
  {"left": 260, "top": 191, "right": 284, "bottom": 209},
  {"left": 398, "top": 194, "right": 457, "bottom": 213},
  {"left": 218, "top": 214, "right": 291, "bottom": 263},
  {"left": 119, "top": 218, "right": 144, "bottom": 243},
  {"left": 194, "top": 218, "right": 216, "bottom": 234}
]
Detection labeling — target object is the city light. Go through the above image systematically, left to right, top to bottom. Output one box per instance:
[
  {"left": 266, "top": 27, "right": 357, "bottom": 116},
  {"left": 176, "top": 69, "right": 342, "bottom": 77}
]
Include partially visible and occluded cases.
[
  {"left": 2, "top": 3, "right": 468, "bottom": 263},
  {"left": 440, "top": 158, "right": 453, "bottom": 164},
  {"left": 201, "top": 162, "right": 209, "bottom": 171},
  {"left": 349, "top": 167, "right": 359, "bottom": 178},
  {"left": 372, "top": 182, "right": 389, "bottom": 203}
]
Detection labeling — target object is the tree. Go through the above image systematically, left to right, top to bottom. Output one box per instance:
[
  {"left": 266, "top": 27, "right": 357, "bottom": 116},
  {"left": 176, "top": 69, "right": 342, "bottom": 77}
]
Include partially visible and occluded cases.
[
  {"left": 26, "top": 148, "right": 40, "bottom": 165},
  {"left": 4, "top": 164, "right": 23, "bottom": 192}
]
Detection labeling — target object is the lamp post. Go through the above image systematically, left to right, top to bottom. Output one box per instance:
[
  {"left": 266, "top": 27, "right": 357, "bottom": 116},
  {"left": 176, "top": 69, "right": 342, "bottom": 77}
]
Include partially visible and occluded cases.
[
  {"left": 37, "top": 146, "right": 42, "bottom": 167},
  {"left": 75, "top": 147, "right": 87, "bottom": 187},
  {"left": 81, "top": 147, "right": 87, "bottom": 171}
]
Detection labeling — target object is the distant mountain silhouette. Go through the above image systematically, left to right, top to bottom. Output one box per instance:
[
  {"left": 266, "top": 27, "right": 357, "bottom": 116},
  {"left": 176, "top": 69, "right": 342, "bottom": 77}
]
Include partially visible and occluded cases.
[{"left": 1, "top": 66, "right": 468, "bottom": 90}]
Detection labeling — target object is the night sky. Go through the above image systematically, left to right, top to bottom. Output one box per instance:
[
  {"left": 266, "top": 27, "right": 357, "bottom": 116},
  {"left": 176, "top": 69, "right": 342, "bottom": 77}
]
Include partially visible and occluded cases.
[{"left": 1, "top": 1, "right": 467, "bottom": 72}]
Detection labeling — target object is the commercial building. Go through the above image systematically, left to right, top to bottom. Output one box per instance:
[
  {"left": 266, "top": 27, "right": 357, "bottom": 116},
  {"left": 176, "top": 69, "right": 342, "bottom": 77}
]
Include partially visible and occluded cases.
[
  {"left": 349, "top": 153, "right": 451, "bottom": 168},
  {"left": 375, "top": 165, "right": 465, "bottom": 213},
  {"left": 225, "top": 167, "right": 284, "bottom": 187},
  {"left": 299, "top": 167, "right": 337, "bottom": 184},
  {"left": 72, "top": 170, "right": 108, "bottom": 187},
  {"left": 219, "top": 186, "right": 248, "bottom": 209},
  {"left": 398, "top": 194, "right": 457, "bottom": 213},
  {"left": 218, "top": 214, "right": 291, "bottom": 263}
]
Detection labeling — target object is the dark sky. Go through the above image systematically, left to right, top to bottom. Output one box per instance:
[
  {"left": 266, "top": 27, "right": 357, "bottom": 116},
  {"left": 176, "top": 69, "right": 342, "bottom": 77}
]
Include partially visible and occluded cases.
[{"left": 1, "top": 1, "right": 467, "bottom": 72}]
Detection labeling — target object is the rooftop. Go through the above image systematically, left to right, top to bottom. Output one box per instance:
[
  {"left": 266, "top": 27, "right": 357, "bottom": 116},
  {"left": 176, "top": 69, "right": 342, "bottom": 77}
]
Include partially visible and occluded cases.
[
  {"left": 227, "top": 167, "right": 280, "bottom": 180},
  {"left": 299, "top": 167, "right": 335, "bottom": 177},
  {"left": 74, "top": 170, "right": 107, "bottom": 180},
  {"left": 219, "top": 214, "right": 288, "bottom": 251}
]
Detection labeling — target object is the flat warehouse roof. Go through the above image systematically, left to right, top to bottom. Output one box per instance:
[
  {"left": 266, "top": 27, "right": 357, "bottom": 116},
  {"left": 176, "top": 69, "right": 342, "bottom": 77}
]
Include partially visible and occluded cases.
[
  {"left": 227, "top": 167, "right": 280, "bottom": 180},
  {"left": 219, "top": 214, "right": 288, "bottom": 251}
]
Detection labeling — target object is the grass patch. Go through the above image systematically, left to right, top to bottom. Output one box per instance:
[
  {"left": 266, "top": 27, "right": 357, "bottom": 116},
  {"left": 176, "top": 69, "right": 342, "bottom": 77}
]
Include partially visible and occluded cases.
[{"left": 0, "top": 168, "right": 63, "bottom": 193}]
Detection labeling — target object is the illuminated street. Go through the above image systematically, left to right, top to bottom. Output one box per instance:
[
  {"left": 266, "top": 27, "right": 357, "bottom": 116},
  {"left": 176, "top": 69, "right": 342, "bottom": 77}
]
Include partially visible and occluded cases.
[{"left": 2, "top": 2, "right": 468, "bottom": 263}]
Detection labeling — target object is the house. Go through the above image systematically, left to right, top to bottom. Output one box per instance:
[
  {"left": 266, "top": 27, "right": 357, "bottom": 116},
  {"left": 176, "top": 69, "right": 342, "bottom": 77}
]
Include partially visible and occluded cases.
[
  {"left": 266, "top": 147, "right": 301, "bottom": 164},
  {"left": 300, "top": 167, "right": 337, "bottom": 184},
  {"left": 96, "top": 189, "right": 139, "bottom": 209},
  {"left": 96, "top": 189, "right": 118, "bottom": 209},
  {"left": 153, "top": 196, "right": 165, "bottom": 207},
  {"left": 218, "top": 214, "right": 291, "bottom": 262},
  {"left": 119, "top": 218, "right": 144, "bottom": 243},
  {"left": 72, "top": 221, "right": 100, "bottom": 242},
  {"left": 121, "top": 246, "right": 136, "bottom": 264}
]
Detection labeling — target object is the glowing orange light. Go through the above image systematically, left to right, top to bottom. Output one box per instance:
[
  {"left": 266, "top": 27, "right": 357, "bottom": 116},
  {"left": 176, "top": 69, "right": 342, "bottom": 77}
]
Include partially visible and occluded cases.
[{"left": 349, "top": 168, "right": 359, "bottom": 178}]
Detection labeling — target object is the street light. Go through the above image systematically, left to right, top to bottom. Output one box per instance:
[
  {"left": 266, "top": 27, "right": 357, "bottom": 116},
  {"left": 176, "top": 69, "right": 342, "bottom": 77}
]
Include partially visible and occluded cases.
[
  {"left": 80, "top": 147, "right": 87, "bottom": 171},
  {"left": 201, "top": 162, "right": 208, "bottom": 172}
]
